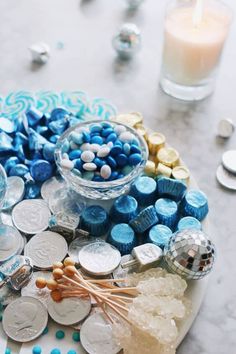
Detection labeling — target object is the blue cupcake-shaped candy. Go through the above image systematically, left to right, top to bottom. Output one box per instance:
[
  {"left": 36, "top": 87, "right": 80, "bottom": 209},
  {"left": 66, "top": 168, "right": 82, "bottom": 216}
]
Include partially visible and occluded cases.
[
  {"left": 130, "top": 176, "right": 157, "bottom": 206},
  {"left": 156, "top": 176, "right": 187, "bottom": 202},
  {"left": 181, "top": 189, "right": 209, "bottom": 221},
  {"left": 110, "top": 195, "right": 138, "bottom": 223},
  {"left": 154, "top": 198, "right": 178, "bottom": 230},
  {"left": 80, "top": 205, "right": 110, "bottom": 236},
  {"left": 129, "top": 206, "right": 158, "bottom": 233},
  {"left": 177, "top": 216, "right": 202, "bottom": 231},
  {"left": 108, "top": 223, "right": 136, "bottom": 255},
  {"left": 148, "top": 224, "right": 172, "bottom": 249}
]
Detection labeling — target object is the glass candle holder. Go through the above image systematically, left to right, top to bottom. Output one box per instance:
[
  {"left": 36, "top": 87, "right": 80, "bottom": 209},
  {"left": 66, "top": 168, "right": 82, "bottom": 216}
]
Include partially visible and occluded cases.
[{"left": 160, "top": 0, "right": 232, "bottom": 101}]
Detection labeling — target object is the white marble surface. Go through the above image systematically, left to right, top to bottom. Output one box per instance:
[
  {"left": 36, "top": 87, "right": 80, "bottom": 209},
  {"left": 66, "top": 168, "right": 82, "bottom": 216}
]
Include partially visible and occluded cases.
[{"left": 0, "top": 0, "right": 236, "bottom": 353}]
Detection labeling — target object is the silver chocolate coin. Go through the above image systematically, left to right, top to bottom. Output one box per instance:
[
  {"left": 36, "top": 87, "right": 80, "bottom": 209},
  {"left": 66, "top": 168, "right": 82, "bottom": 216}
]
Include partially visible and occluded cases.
[
  {"left": 217, "top": 118, "right": 235, "bottom": 138},
  {"left": 222, "top": 150, "right": 236, "bottom": 174},
  {"left": 216, "top": 164, "right": 236, "bottom": 190},
  {"left": 2, "top": 176, "right": 25, "bottom": 210},
  {"left": 41, "top": 176, "right": 65, "bottom": 203},
  {"left": 12, "top": 199, "right": 51, "bottom": 234},
  {"left": 0, "top": 224, "right": 23, "bottom": 263},
  {"left": 24, "top": 231, "right": 68, "bottom": 269},
  {"left": 68, "top": 237, "right": 104, "bottom": 263},
  {"left": 79, "top": 241, "right": 121, "bottom": 276},
  {"left": 112, "top": 254, "right": 137, "bottom": 287},
  {"left": 21, "top": 271, "right": 51, "bottom": 306},
  {"left": 2, "top": 296, "right": 48, "bottom": 342},
  {"left": 47, "top": 296, "right": 91, "bottom": 326},
  {"left": 80, "top": 312, "right": 121, "bottom": 354}
]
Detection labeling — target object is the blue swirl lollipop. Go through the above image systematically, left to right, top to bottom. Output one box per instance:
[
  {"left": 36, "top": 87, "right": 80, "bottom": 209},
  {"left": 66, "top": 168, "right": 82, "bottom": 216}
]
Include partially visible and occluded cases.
[
  {"left": 3, "top": 91, "right": 35, "bottom": 119},
  {"left": 35, "top": 91, "right": 61, "bottom": 113},
  {"left": 61, "top": 91, "right": 88, "bottom": 116},
  {"left": 86, "top": 97, "right": 117, "bottom": 120}
]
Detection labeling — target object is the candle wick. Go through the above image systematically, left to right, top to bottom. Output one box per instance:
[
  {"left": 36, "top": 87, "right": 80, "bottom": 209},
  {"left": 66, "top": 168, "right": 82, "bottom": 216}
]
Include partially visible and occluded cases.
[{"left": 193, "top": 0, "right": 203, "bottom": 28}]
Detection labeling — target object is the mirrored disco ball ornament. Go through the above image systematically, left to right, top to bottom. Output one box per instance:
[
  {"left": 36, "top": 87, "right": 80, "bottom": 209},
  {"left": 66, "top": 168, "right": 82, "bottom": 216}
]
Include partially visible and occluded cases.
[
  {"left": 112, "top": 23, "right": 141, "bottom": 59},
  {"left": 164, "top": 229, "right": 215, "bottom": 280}
]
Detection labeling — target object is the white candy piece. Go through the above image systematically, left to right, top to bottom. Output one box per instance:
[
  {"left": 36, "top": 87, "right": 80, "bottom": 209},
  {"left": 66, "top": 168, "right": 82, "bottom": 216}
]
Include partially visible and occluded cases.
[
  {"left": 29, "top": 42, "right": 50, "bottom": 64},
  {"left": 114, "top": 125, "right": 127, "bottom": 135},
  {"left": 119, "top": 131, "right": 135, "bottom": 143},
  {"left": 70, "top": 141, "right": 79, "bottom": 150},
  {"left": 107, "top": 141, "right": 114, "bottom": 148},
  {"left": 80, "top": 143, "right": 91, "bottom": 151},
  {"left": 90, "top": 144, "right": 101, "bottom": 153},
  {"left": 97, "top": 146, "right": 110, "bottom": 158},
  {"left": 81, "top": 151, "right": 95, "bottom": 163},
  {"left": 62, "top": 153, "right": 69, "bottom": 160},
  {"left": 60, "top": 159, "right": 74, "bottom": 170},
  {"left": 83, "top": 163, "right": 97, "bottom": 171},
  {"left": 100, "top": 165, "right": 111, "bottom": 179}
]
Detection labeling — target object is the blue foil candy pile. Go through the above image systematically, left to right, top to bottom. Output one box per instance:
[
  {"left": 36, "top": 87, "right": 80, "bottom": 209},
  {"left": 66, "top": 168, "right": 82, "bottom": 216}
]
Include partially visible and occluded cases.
[
  {"left": 0, "top": 91, "right": 117, "bottom": 198},
  {"left": 79, "top": 175, "right": 209, "bottom": 255}
]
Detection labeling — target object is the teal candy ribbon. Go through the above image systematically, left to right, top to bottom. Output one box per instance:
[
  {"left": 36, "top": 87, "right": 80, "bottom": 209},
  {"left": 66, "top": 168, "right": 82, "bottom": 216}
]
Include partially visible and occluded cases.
[
  {"left": 2, "top": 91, "right": 35, "bottom": 119},
  {"left": 35, "top": 91, "right": 61, "bottom": 113}
]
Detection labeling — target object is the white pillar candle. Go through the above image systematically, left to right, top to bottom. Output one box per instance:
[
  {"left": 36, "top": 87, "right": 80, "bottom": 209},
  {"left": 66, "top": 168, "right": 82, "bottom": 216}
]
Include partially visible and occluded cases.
[{"left": 161, "top": 0, "right": 232, "bottom": 92}]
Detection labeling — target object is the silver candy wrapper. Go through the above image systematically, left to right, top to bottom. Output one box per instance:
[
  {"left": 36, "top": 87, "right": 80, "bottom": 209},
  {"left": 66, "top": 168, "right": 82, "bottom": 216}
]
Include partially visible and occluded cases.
[
  {"left": 125, "top": 0, "right": 144, "bottom": 9},
  {"left": 112, "top": 23, "right": 141, "bottom": 59},
  {"left": 164, "top": 229, "right": 215, "bottom": 280}
]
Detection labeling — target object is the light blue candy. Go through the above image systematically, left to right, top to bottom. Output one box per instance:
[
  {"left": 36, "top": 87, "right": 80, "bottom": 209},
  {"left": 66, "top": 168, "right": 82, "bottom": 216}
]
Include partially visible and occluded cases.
[
  {"left": 26, "top": 107, "right": 43, "bottom": 126},
  {"left": 50, "top": 107, "right": 69, "bottom": 121},
  {"left": 0, "top": 117, "right": 15, "bottom": 133},
  {"left": 49, "top": 119, "right": 68, "bottom": 135},
  {"left": 90, "top": 124, "right": 103, "bottom": 133},
  {"left": 82, "top": 131, "right": 91, "bottom": 143},
  {"left": 0, "top": 132, "right": 13, "bottom": 151},
  {"left": 70, "top": 132, "right": 83, "bottom": 145},
  {"left": 106, "top": 132, "right": 117, "bottom": 143},
  {"left": 49, "top": 135, "right": 60, "bottom": 144},
  {"left": 90, "top": 135, "right": 103, "bottom": 145},
  {"left": 43, "top": 143, "right": 55, "bottom": 162},
  {"left": 123, "top": 143, "right": 130, "bottom": 156},
  {"left": 69, "top": 150, "right": 81, "bottom": 160},
  {"left": 129, "top": 153, "right": 141, "bottom": 166},
  {"left": 4, "top": 157, "right": 19, "bottom": 174},
  {"left": 93, "top": 157, "right": 106, "bottom": 168},
  {"left": 9, "top": 164, "right": 29, "bottom": 177},
  {"left": 122, "top": 165, "right": 133, "bottom": 175},
  {"left": 82, "top": 171, "right": 94, "bottom": 180},
  {"left": 131, "top": 176, "right": 157, "bottom": 206},
  {"left": 181, "top": 189, "right": 209, "bottom": 221},
  {"left": 177, "top": 216, "right": 202, "bottom": 231},
  {"left": 32, "top": 345, "right": 42, "bottom": 354},
  {"left": 5, "top": 348, "right": 11, "bottom": 354},
  {"left": 50, "top": 349, "right": 61, "bottom": 354},
  {"left": 67, "top": 351, "right": 77, "bottom": 354}
]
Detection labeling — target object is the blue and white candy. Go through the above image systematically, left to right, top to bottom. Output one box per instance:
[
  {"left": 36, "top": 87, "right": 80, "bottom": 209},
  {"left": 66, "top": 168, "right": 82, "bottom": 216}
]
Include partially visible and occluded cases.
[{"left": 59, "top": 121, "right": 143, "bottom": 181}]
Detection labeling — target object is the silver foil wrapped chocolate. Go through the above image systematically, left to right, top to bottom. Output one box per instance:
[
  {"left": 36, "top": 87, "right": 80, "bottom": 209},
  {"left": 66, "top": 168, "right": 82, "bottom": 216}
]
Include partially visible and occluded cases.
[{"left": 112, "top": 23, "right": 141, "bottom": 59}]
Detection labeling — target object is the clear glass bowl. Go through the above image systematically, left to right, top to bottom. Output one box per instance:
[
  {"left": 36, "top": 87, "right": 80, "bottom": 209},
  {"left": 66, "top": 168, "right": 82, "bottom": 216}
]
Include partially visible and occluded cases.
[{"left": 54, "top": 120, "right": 148, "bottom": 200}]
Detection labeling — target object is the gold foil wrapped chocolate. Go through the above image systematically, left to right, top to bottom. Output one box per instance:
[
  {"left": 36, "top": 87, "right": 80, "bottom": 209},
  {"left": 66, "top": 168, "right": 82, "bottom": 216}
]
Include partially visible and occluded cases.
[
  {"left": 114, "top": 112, "right": 143, "bottom": 127},
  {"left": 147, "top": 132, "right": 166, "bottom": 155},
  {"left": 157, "top": 147, "right": 179, "bottom": 168},
  {"left": 144, "top": 160, "right": 156, "bottom": 177},
  {"left": 156, "top": 162, "right": 172, "bottom": 177},
  {"left": 172, "top": 166, "right": 190, "bottom": 183}
]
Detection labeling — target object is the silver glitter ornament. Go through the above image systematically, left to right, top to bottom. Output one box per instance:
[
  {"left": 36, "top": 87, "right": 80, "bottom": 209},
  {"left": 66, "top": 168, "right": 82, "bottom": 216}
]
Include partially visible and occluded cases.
[
  {"left": 112, "top": 23, "right": 141, "bottom": 59},
  {"left": 164, "top": 229, "right": 215, "bottom": 280}
]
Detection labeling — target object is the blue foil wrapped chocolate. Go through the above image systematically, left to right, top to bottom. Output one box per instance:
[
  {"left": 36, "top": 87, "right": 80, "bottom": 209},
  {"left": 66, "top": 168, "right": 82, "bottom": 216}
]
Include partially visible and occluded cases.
[
  {"left": 130, "top": 176, "right": 157, "bottom": 206},
  {"left": 156, "top": 176, "right": 187, "bottom": 202},
  {"left": 181, "top": 189, "right": 209, "bottom": 221},
  {"left": 110, "top": 195, "right": 138, "bottom": 223},
  {"left": 154, "top": 198, "right": 178, "bottom": 230},
  {"left": 80, "top": 205, "right": 110, "bottom": 236},
  {"left": 129, "top": 206, "right": 158, "bottom": 233},
  {"left": 177, "top": 216, "right": 202, "bottom": 231},
  {"left": 108, "top": 223, "right": 136, "bottom": 255},
  {"left": 147, "top": 224, "right": 172, "bottom": 249}
]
